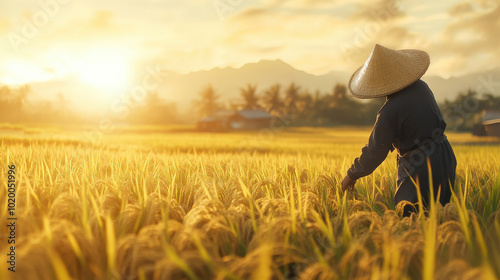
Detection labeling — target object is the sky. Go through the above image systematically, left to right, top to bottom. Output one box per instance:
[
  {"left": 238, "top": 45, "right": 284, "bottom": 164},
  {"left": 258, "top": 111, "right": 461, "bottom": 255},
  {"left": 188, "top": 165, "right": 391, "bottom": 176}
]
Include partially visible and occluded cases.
[{"left": 0, "top": 0, "right": 499, "bottom": 95}]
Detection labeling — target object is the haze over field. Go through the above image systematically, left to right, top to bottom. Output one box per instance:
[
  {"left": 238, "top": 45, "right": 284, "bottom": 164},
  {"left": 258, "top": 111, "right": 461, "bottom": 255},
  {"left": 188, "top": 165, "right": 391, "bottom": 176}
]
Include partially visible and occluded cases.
[{"left": 0, "top": 0, "right": 499, "bottom": 113}]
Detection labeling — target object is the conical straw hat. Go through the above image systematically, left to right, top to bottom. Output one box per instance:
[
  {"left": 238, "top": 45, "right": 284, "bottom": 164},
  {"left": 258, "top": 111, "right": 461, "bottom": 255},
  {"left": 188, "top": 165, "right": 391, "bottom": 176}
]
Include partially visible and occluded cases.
[{"left": 348, "top": 44, "right": 430, "bottom": 99}]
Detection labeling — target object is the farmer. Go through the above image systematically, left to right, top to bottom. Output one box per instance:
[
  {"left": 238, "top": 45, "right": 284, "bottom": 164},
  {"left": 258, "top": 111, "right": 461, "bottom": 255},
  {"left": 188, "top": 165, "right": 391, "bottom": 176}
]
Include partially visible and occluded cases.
[{"left": 341, "top": 44, "right": 457, "bottom": 216}]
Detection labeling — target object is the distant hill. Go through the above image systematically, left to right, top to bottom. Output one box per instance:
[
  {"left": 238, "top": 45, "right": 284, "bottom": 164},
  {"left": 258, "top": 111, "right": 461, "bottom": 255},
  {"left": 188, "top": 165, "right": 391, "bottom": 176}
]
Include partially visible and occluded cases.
[
  {"left": 22, "top": 59, "right": 500, "bottom": 112},
  {"left": 158, "top": 59, "right": 350, "bottom": 110},
  {"left": 158, "top": 60, "right": 500, "bottom": 110},
  {"left": 424, "top": 69, "right": 500, "bottom": 101}
]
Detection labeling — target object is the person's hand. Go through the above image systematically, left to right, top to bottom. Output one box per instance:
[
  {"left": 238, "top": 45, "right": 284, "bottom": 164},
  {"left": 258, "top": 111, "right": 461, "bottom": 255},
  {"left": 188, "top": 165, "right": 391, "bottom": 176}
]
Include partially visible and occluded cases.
[{"left": 341, "top": 175, "right": 356, "bottom": 192}]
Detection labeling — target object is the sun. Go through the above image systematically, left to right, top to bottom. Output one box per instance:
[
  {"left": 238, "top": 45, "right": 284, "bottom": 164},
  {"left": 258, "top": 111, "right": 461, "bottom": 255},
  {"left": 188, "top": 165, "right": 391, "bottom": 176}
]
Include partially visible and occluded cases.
[{"left": 75, "top": 51, "right": 130, "bottom": 92}]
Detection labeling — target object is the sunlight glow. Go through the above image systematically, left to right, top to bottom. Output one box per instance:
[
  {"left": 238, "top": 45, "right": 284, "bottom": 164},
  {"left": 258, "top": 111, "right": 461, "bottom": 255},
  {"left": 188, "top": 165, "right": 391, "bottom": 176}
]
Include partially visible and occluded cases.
[
  {"left": 75, "top": 51, "right": 131, "bottom": 93},
  {"left": 0, "top": 59, "right": 54, "bottom": 85}
]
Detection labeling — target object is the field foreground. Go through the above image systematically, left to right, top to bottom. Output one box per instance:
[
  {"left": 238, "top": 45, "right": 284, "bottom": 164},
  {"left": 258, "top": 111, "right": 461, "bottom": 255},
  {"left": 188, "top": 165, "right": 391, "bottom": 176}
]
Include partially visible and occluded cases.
[{"left": 1, "top": 126, "right": 500, "bottom": 280}]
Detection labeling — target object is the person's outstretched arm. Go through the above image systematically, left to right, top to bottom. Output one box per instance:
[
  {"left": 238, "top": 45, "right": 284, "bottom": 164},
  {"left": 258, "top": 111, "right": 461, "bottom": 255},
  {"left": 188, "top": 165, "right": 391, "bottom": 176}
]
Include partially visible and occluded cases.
[{"left": 342, "top": 106, "right": 395, "bottom": 191}]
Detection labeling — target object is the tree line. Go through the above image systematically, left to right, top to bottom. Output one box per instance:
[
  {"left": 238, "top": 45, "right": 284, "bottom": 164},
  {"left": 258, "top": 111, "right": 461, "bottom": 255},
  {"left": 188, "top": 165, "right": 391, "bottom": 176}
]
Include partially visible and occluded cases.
[
  {"left": 1, "top": 82, "right": 499, "bottom": 130},
  {"left": 193, "top": 82, "right": 500, "bottom": 129},
  {"left": 193, "top": 83, "right": 386, "bottom": 126},
  {"left": 0, "top": 85, "right": 180, "bottom": 125},
  {"left": 0, "top": 85, "right": 75, "bottom": 124},
  {"left": 440, "top": 89, "right": 500, "bottom": 131}
]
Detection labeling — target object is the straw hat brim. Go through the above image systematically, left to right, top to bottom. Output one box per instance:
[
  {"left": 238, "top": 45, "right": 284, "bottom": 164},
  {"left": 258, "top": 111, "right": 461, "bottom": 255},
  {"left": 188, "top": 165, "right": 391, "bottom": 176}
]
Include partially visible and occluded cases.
[{"left": 348, "top": 46, "right": 430, "bottom": 99}]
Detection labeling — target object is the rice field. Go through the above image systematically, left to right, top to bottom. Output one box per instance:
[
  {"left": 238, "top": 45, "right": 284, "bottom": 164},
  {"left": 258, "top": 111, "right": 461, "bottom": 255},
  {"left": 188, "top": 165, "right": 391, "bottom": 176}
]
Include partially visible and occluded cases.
[{"left": 1, "top": 126, "right": 499, "bottom": 280}]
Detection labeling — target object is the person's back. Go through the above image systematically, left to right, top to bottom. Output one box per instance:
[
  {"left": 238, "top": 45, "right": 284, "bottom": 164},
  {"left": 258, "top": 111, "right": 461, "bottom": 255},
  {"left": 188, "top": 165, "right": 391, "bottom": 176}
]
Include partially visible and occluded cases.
[
  {"left": 341, "top": 44, "right": 457, "bottom": 216},
  {"left": 385, "top": 79, "right": 446, "bottom": 154},
  {"left": 383, "top": 80, "right": 456, "bottom": 213}
]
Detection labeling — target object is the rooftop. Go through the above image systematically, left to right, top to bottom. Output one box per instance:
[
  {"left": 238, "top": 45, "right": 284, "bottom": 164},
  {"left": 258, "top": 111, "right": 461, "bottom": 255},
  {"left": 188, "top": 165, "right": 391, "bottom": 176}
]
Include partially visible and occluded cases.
[
  {"left": 236, "top": 110, "right": 274, "bottom": 120},
  {"left": 484, "top": 110, "right": 500, "bottom": 122}
]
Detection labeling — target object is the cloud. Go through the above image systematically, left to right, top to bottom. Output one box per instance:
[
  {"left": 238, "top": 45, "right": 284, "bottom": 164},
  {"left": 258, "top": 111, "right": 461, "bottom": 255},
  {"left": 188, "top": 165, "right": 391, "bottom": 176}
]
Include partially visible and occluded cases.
[
  {"left": 1, "top": 0, "right": 498, "bottom": 84},
  {"left": 348, "top": 0, "right": 405, "bottom": 21},
  {"left": 424, "top": 0, "right": 500, "bottom": 75},
  {"left": 438, "top": 2, "right": 500, "bottom": 53},
  {"left": 448, "top": 2, "right": 474, "bottom": 16},
  {"left": 220, "top": 4, "right": 355, "bottom": 73},
  {"left": 26, "top": 9, "right": 139, "bottom": 54},
  {"left": 90, "top": 10, "right": 113, "bottom": 29},
  {"left": 0, "top": 17, "right": 11, "bottom": 34},
  {"left": 431, "top": 55, "right": 468, "bottom": 76}
]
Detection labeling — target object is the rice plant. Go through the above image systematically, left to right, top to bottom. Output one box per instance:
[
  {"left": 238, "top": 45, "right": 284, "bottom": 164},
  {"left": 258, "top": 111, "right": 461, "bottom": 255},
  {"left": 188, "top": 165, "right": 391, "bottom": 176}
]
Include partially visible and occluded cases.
[{"left": 0, "top": 127, "right": 499, "bottom": 280}]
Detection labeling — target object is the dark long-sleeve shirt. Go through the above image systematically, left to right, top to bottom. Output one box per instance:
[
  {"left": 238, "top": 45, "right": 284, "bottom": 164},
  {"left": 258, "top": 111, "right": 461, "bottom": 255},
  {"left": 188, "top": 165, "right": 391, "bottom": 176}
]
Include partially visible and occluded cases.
[{"left": 347, "top": 79, "right": 447, "bottom": 180}]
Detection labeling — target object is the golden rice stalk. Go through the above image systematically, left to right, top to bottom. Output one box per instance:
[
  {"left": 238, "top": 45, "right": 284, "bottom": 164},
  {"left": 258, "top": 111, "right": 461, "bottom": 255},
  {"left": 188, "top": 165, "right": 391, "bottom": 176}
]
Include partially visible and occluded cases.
[
  {"left": 49, "top": 192, "right": 83, "bottom": 223},
  {"left": 105, "top": 215, "right": 117, "bottom": 273},
  {"left": 251, "top": 243, "right": 272, "bottom": 280},
  {"left": 49, "top": 248, "right": 72, "bottom": 280},
  {"left": 298, "top": 262, "right": 338, "bottom": 280}
]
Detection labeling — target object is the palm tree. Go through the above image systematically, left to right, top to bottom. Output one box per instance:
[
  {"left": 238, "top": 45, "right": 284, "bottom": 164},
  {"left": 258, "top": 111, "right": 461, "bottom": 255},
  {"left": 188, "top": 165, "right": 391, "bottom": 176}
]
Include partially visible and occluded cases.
[
  {"left": 284, "top": 82, "right": 300, "bottom": 115},
  {"left": 332, "top": 83, "right": 347, "bottom": 105},
  {"left": 13, "top": 84, "right": 30, "bottom": 109},
  {"left": 193, "top": 84, "right": 220, "bottom": 117},
  {"left": 240, "top": 84, "right": 259, "bottom": 110},
  {"left": 262, "top": 84, "right": 283, "bottom": 114},
  {"left": 0, "top": 86, "right": 10, "bottom": 98},
  {"left": 296, "top": 91, "right": 313, "bottom": 114},
  {"left": 57, "top": 92, "right": 69, "bottom": 117}
]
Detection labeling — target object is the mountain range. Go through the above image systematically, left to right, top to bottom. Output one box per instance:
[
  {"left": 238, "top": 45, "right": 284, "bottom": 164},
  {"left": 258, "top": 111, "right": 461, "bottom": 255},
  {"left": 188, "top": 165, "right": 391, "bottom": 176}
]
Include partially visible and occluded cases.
[
  {"left": 26, "top": 59, "right": 500, "bottom": 112},
  {"left": 158, "top": 59, "right": 500, "bottom": 110}
]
